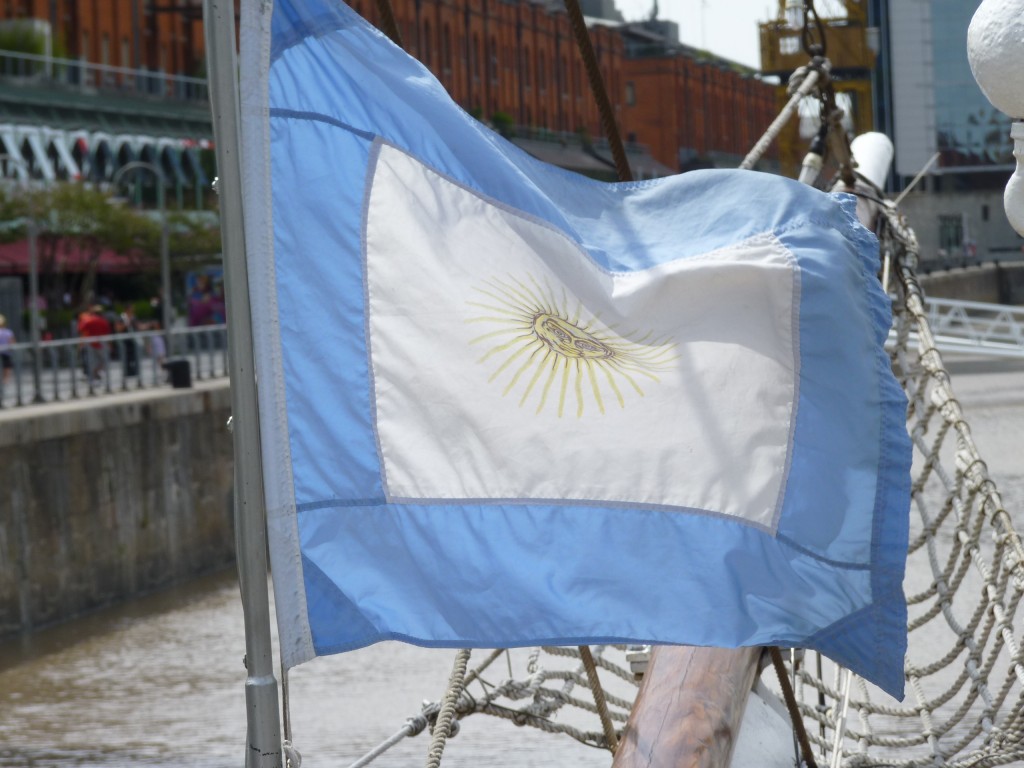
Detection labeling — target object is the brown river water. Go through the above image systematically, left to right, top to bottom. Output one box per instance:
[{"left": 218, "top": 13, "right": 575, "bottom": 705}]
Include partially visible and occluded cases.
[{"left": 1, "top": 357, "right": 1022, "bottom": 768}]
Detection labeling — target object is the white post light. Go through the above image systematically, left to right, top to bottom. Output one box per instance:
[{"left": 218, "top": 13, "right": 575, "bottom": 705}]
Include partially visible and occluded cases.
[{"left": 967, "top": 0, "right": 1024, "bottom": 237}]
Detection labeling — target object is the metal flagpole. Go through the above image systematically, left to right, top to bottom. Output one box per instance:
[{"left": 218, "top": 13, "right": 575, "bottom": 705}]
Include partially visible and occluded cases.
[{"left": 201, "top": 0, "right": 283, "bottom": 765}]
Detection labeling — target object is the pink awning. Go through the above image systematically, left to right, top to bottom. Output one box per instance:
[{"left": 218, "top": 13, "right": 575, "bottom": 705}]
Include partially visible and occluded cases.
[{"left": 0, "top": 240, "right": 154, "bottom": 275}]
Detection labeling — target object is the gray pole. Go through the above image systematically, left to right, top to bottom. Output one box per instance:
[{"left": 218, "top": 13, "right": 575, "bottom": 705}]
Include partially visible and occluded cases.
[
  {"left": 201, "top": 0, "right": 283, "bottom": 766},
  {"left": 0, "top": 154, "right": 43, "bottom": 402},
  {"left": 158, "top": 180, "right": 170, "bottom": 354},
  {"left": 27, "top": 215, "right": 43, "bottom": 402}
]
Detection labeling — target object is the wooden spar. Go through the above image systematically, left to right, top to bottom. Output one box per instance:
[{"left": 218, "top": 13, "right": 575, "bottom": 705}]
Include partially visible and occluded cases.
[{"left": 612, "top": 646, "right": 761, "bottom": 768}]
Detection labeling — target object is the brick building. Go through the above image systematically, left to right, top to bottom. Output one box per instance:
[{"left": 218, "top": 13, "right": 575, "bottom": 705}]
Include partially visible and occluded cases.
[
  {"left": 0, "top": 0, "right": 775, "bottom": 175},
  {"left": 353, "top": 0, "right": 625, "bottom": 142},
  {"left": 623, "top": 48, "right": 778, "bottom": 170}
]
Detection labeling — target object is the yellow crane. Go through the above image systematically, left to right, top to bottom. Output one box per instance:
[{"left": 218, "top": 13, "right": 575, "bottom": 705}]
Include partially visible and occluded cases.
[{"left": 759, "top": 1, "right": 877, "bottom": 176}]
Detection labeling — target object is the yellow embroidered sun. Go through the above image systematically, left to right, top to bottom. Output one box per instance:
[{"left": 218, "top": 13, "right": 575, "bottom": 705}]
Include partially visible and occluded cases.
[{"left": 466, "top": 274, "right": 678, "bottom": 418}]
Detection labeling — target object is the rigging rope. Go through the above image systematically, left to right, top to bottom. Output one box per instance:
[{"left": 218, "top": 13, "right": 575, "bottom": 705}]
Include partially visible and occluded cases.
[
  {"left": 562, "top": 0, "right": 633, "bottom": 182},
  {"left": 425, "top": 648, "right": 472, "bottom": 768}
]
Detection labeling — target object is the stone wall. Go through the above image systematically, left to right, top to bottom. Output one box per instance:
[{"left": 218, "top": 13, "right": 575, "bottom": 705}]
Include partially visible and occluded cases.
[
  {"left": 919, "top": 263, "right": 1024, "bottom": 304},
  {"left": 0, "top": 382, "right": 235, "bottom": 637}
]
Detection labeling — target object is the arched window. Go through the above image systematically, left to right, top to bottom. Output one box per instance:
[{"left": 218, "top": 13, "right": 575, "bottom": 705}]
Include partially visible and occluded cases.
[
  {"left": 442, "top": 24, "right": 452, "bottom": 75},
  {"left": 472, "top": 33, "right": 480, "bottom": 82}
]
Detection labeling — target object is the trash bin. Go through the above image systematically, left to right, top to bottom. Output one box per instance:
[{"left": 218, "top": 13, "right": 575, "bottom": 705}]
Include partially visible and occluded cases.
[{"left": 163, "top": 358, "right": 192, "bottom": 388}]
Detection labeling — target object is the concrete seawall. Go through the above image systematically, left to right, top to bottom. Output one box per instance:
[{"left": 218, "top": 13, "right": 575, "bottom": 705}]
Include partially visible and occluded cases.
[
  {"left": 919, "top": 262, "right": 1024, "bottom": 304},
  {"left": 0, "top": 382, "right": 235, "bottom": 637}
]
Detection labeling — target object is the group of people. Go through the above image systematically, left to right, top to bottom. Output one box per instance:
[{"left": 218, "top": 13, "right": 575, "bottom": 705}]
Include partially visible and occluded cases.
[
  {"left": 76, "top": 305, "right": 166, "bottom": 381},
  {"left": 0, "top": 314, "right": 13, "bottom": 384}
]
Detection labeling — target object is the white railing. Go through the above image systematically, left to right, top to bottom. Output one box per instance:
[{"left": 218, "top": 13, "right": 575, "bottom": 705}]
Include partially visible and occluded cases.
[
  {"left": 887, "top": 296, "right": 1024, "bottom": 359},
  {"left": 0, "top": 324, "right": 228, "bottom": 409}
]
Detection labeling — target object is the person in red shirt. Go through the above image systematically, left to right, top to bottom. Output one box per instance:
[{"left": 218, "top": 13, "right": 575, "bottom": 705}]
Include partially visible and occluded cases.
[{"left": 78, "top": 305, "right": 112, "bottom": 381}]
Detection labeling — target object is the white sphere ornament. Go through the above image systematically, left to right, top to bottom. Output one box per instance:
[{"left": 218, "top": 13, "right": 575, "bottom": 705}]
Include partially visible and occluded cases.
[
  {"left": 967, "top": 0, "right": 1024, "bottom": 118},
  {"left": 967, "top": 0, "right": 1024, "bottom": 237},
  {"left": 1007, "top": 123, "right": 1024, "bottom": 236}
]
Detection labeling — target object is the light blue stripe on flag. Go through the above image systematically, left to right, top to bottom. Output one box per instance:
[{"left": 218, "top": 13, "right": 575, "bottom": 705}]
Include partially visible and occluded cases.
[{"left": 240, "top": 0, "right": 911, "bottom": 698}]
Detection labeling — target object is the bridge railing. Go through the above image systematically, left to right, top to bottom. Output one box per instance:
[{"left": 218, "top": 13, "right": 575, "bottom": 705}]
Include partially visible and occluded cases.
[
  {"left": 0, "top": 49, "right": 208, "bottom": 103},
  {"left": 886, "top": 296, "right": 1024, "bottom": 358},
  {"left": 0, "top": 324, "right": 228, "bottom": 409}
]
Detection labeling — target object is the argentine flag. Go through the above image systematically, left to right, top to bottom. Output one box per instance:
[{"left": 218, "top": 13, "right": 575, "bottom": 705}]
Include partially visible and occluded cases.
[{"left": 240, "top": 0, "right": 911, "bottom": 697}]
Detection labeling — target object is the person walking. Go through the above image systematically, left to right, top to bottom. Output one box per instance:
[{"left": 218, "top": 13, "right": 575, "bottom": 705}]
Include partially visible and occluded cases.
[
  {"left": 77, "top": 305, "right": 112, "bottom": 381},
  {"left": 119, "top": 305, "right": 140, "bottom": 378},
  {"left": 0, "top": 314, "right": 14, "bottom": 384}
]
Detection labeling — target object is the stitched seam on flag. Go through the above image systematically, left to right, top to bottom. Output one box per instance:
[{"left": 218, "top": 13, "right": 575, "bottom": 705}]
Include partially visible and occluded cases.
[
  {"left": 242, "top": 0, "right": 314, "bottom": 667},
  {"left": 270, "top": 107, "right": 376, "bottom": 142},
  {"left": 362, "top": 138, "right": 392, "bottom": 502},
  {"left": 373, "top": 139, "right": 790, "bottom": 280},
  {"left": 768, "top": 237, "right": 801, "bottom": 533},
  {"left": 294, "top": 496, "right": 772, "bottom": 532},
  {"left": 296, "top": 498, "right": 387, "bottom": 512},
  {"left": 774, "top": 533, "right": 871, "bottom": 570},
  {"left": 314, "top": 633, "right": 731, "bottom": 658}
]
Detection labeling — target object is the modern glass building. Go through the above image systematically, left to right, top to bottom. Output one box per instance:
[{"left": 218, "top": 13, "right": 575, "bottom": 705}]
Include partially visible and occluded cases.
[{"left": 886, "top": 0, "right": 1014, "bottom": 179}]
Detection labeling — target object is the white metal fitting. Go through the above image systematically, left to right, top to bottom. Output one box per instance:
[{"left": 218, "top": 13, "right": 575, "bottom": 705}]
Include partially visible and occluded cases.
[
  {"left": 967, "top": 0, "right": 1024, "bottom": 237},
  {"left": 1007, "top": 122, "right": 1024, "bottom": 237}
]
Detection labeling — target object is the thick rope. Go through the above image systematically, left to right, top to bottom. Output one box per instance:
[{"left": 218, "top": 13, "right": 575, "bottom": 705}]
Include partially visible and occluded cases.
[
  {"left": 371, "top": 0, "right": 404, "bottom": 46},
  {"left": 562, "top": 0, "right": 633, "bottom": 182},
  {"left": 739, "top": 59, "right": 828, "bottom": 170},
  {"left": 579, "top": 645, "right": 619, "bottom": 752},
  {"left": 770, "top": 647, "right": 819, "bottom": 768},
  {"left": 424, "top": 649, "right": 472, "bottom": 768}
]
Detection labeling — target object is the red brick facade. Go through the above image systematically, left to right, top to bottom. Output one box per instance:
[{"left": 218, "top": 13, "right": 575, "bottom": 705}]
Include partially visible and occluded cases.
[
  {"left": 2, "top": 0, "right": 776, "bottom": 171},
  {"left": 352, "top": 0, "right": 625, "bottom": 141},
  {"left": 623, "top": 54, "right": 777, "bottom": 169}
]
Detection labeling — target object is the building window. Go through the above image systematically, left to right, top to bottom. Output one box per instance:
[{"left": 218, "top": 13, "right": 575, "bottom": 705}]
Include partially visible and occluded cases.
[
  {"left": 422, "top": 21, "right": 431, "bottom": 66},
  {"left": 442, "top": 24, "right": 452, "bottom": 75},
  {"left": 472, "top": 34, "right": 480, "bottom": 82},
  {"left": 489, "top": 37, "right": 498, "bottom": 83},
  {"left": 522, "top": 46, "right": 531, "bottom": 88},
  {"left": 538, "top": 55, "right": 545, "bottom": 92},
  {"left": 625, "top": 81, "right": 635, "bottom": 106},
  {"left": 938, "top": 214, "right": 964, "bottom": 255}
]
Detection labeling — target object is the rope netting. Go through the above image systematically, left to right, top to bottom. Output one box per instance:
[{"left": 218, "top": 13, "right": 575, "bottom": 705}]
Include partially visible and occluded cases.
[
  {"left": 754, "top": 208, "right": 1024, "bottom": 768},
  {"left": 344, "top": 645, "right": 640, "bottom": 767}
]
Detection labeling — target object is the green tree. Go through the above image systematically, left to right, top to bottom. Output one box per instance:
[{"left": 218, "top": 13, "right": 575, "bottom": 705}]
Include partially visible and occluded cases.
[{"left": 21, "top": 184, "right": 156, "bottom": 327}]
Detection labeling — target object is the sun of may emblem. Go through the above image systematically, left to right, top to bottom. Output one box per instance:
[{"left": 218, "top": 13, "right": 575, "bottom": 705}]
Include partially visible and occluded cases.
[{"left": 466, "top": 274, "right": 678, "bottom": 418}]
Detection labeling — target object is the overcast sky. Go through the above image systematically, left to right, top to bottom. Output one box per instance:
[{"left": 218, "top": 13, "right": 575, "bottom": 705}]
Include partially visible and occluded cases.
[{"left": 614, "top": 0, "right": 778, "bottom": 68}]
